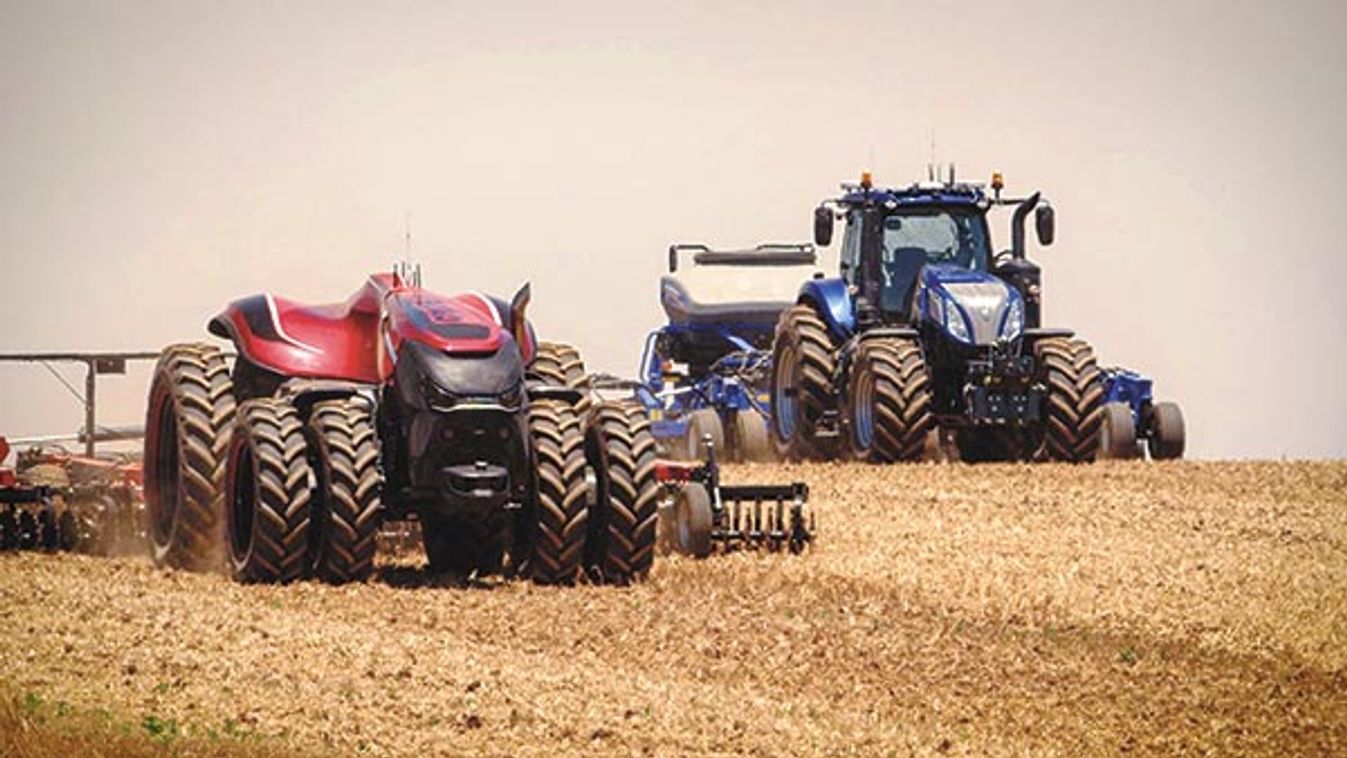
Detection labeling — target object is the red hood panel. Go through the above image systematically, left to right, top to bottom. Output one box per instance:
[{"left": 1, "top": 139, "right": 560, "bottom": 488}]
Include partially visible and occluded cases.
[
  {"left": 214, "top": 274, "right": 525, "bottom": 385},
  {"left": 384, "top": 291, "right": 507, "bottom": 355}
]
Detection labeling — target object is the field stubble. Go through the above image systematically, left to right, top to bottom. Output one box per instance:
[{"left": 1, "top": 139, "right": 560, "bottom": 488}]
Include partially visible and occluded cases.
[{"left": 2, "top": 460, "right": 1345, "bottom": 756}]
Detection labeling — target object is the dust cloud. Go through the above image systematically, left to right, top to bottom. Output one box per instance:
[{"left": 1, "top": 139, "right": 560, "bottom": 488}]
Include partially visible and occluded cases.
[{"left": 1, "top": 1, "right": 1344, "bottom": 459}]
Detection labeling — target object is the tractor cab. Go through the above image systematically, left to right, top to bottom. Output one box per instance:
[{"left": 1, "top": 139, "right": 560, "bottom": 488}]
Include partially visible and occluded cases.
[{"left": 813, "top": 169, "right": 1055, "bottom": 343}]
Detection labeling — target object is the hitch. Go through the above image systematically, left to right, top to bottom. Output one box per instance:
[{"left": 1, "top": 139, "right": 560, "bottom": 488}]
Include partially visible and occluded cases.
[{"left": 656, "top": 435, "right": 814, "bottom": 556}]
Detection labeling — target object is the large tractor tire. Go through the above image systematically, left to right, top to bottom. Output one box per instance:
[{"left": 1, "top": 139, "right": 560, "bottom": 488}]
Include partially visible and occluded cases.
[
  {"left": 770, "top": 305, "right": 838, "bottom": 461},
  {"left": 1035, "top": 337, "right": 1107, "bottom": 462},
  {"left": 844, "top": 339, "right": 934, "bottom": 463},
  {"left": 528, "top": 341, "right": 590, "bottom": 413},
  {"left": 144, "top": 343, "right": 237, "bottom": 571},
  {"left": 306, "top": 397, "right": 384, "bottom": 584},
  {"left": 224, "top": 398, "right": 313, "bottom": 583},
  {"left": 527, "top": 400, "right": 589, "bottom": 585},
  {"left": 584, "top": 401, "right": 660, "bottom": 584},
  {"left": 1148, "top": 401, "right": 1186, "bottom": 460},
  {"left": 1098, "top": 402, "right": 1140, "bottom": 460},
  {"left": 683, "top": 408, "right": 724, "bottom": 461},
  {"left": 732, "top": 411, "right": 773, "bottom": 462},
  {"left": 422, "top": 510, "right": 505, "bottom": 576}
]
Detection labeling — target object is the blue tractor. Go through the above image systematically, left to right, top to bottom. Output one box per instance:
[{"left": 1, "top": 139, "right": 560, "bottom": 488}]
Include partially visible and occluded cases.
[
  {"left": 771, "top": 168, "right": 1184, "bottom": 463},
  {"left": 636, "top": 242, "right": 819, "bottom": 461}
]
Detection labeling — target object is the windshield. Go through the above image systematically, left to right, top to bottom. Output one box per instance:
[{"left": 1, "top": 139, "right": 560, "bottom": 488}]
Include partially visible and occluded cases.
[{"left": 882, "top": 207, "right": 990, "bottom": 272}]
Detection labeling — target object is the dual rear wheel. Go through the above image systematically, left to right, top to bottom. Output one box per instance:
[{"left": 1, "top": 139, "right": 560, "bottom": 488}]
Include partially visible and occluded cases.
[{"left": 147, "top": 343, "right": 383, "bottom": 584}]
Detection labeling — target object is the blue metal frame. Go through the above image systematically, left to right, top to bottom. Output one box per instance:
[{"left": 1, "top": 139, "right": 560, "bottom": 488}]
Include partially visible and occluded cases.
[
  {"left": 635, "top": 322, "right": 773, "bottom": 444},
  {"left": 1102, "top": 367, "right": 1154, "bottom": 437}
]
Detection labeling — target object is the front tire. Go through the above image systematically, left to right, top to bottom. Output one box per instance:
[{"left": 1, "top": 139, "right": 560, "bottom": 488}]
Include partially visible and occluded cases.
[
  {"left": 770, "top": 305, "right": 837, "bottom": 461},
  {"left": 1035, "top": 338, "right": 1106, "bottom": 462},
  {"left": 845, "top": 339, "right": 933, "bottom": 463},
  {"left": 528, "top": 341, "right": 590, "bottom": 413},
  {"left": 143, "top": 343, "right": 237, "bottom": 571},
  {"left": 306, "top": 397, "right": 384, "bottom": 584},
  {"left": 527, "top": 400, "right": 589, "bottom": 584},
  {"left": 584, "top": 402, "right": 660, "bottom": 584}
]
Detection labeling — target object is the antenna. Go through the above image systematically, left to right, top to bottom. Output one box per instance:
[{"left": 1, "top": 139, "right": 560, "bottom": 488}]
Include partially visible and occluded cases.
[{"left": 404, "top": 211, "right": 411, "bottom": 259}]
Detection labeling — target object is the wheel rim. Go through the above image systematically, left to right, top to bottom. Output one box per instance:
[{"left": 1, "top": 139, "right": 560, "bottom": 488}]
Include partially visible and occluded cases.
[
  {"left": 774, "top": 344, "right": 798, "bottom": 441},
  {"left": 854, "top": 370, "right": 875, "bottom": 451},
  {"left": 149, "top": 394, "right": 179, "bottom": 545},
  {"left": 227, "top": 440, "right": 255, "bottom": 564}
]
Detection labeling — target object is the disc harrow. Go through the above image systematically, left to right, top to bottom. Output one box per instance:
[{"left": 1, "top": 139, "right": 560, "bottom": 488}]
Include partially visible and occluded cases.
[{"left": 656, "top": 436, "right": 813, "bottom": 557}]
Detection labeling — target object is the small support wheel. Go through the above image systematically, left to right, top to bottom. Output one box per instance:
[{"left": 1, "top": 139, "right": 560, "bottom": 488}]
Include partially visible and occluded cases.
[
  {"left": 1148, "top": 401, "right": 1186, "bottom": 460},
  {"left": 1098, "top": 402, "right": 1140, "bottom": 460},
  {"left": 684, "top": 409, "right": 724, "bottom": 461},
  {"left": 670, "top": 483, "right": 713, "bottom": 559}
]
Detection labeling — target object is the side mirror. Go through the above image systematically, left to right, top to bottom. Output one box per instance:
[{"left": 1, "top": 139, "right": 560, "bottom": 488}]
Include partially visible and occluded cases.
[
  {"left": 1035, "top": 205, "right": 1055, "bottom": 246},
  {"left": 813, "top": 206, "right": 834, "bottom": 247}
]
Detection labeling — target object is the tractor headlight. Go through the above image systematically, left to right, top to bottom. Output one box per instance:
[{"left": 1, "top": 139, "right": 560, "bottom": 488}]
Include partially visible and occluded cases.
[
  {"left": 1000, "top": 296, "right": 1024, "bottom": 342},
  {"left": 943, "top": 297, "right": 971, "bottom": 343}
]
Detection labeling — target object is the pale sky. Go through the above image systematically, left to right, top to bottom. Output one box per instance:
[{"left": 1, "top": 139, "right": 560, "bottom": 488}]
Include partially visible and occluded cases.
[{"left": 1, "top": 0, "right": 1344, "bottom": 459}]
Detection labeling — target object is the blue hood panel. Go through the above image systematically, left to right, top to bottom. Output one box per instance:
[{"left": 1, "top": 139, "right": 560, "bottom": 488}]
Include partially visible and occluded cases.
[{"left": 918, "top": 265, "right": 1022, "bottom": 346}]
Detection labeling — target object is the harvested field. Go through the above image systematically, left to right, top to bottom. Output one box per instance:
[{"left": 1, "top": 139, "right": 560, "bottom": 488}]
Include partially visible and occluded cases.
[{"left": 2, "top": 461, "right": 1346, "bottom": 756}]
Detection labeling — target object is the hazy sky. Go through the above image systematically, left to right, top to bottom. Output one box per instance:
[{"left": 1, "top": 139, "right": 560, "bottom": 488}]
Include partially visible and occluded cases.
[{"left": 1, "top": 0, "right": 1344, "bottom": 459}]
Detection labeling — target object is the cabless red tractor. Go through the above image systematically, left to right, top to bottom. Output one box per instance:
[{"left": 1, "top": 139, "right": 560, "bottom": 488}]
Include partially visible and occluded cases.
[{"left": 144, "top": 266, "right": 658, "bottom": 585}]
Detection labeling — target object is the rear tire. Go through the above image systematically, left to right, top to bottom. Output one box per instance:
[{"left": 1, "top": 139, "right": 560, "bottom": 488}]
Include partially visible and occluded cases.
[
  {"left": 770, "top": 305, "right": 837, "bottom": 461},
  {"left": 1035, "top": 338, "right": 1106, "bottom": 462},
  {"left": 845, "top": 339, "right": 933, "bottom": 462},
  {"left": 528, "top": 342, "right": 590, "bottom": 413},
  {"left": 143, "top": 343, "right": 237, "bottom": 571},
  {"left": 306, "top": 397, "right": 384, "bottom": 584},
  {"left": 224, "top": 398, "right": 313, "bottom": 583},
  {"left": 527, "top": 400, "right": 588, "bottom": 584},
  {"left": 1148, "top": 401, "right": 1186, "bottom": 460},
  {"left": 584, "top": 402, "right": 660, "bottom": 584},
  {"left": 1098, "top": 402, "right": 1140, "bottom": 460},
  {"left": 684, "top": 409, "right": 724, "bottom": 461},
  {"left": 732, "top": 411, "right": 773, "bottom": 462},
  {"left": 671, "top": 484, "right": 714, "bottom": 558}
]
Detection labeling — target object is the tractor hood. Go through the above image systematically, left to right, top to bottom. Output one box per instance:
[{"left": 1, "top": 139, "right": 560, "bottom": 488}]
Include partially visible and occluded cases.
[{"left": 918, "top": 264, "right": 1024, "bottom": 347}]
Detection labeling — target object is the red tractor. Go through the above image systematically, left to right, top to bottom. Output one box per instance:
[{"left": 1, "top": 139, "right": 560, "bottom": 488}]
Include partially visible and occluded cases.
[{"left": 144, "top": 266, "right": 658, "bottom": 585}]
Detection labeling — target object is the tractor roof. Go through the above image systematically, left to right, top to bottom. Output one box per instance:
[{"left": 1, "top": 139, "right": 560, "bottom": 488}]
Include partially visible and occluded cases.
[{"left": 838, "top": 181, "right": 987, "bottom": 209}]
